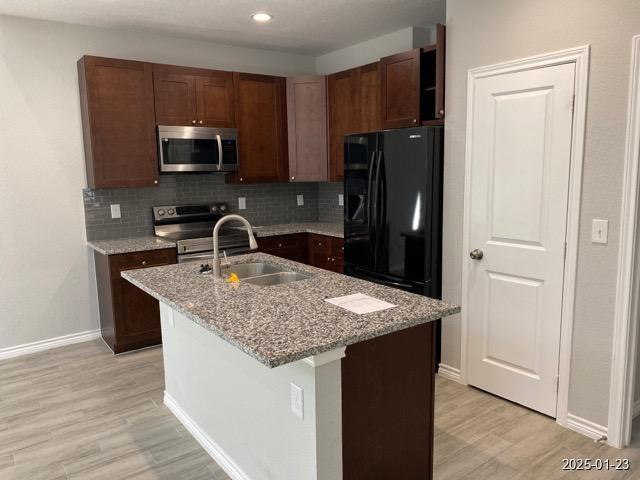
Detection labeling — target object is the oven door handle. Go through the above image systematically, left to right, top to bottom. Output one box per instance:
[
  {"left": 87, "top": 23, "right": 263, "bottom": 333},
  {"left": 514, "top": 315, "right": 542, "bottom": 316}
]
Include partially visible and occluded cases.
[{"left": 216, "top": 134, "right": 223, "bottom": 171}]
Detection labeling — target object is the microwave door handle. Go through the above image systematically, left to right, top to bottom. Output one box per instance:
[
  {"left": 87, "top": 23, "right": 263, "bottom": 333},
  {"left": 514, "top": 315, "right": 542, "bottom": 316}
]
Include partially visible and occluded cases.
[{"left": 216, "top": 134, "right": 223, "bottom": 171}]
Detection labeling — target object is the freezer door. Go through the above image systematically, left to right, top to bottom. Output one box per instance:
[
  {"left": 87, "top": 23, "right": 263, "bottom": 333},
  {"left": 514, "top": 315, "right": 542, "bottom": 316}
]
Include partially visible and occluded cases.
[
  {"left": 375, "top": 127, "right": 437, "bottom": 282},
  {"left": 344, "top": 132, "right": 379, "bottom": 271}
]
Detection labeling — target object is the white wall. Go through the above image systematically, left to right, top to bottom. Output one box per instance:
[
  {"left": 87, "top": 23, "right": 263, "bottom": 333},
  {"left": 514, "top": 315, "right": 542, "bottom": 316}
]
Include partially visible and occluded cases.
[
  {"left": 441, "top": 0, "right": 640, "bottom": 427},
  {"left": 0, "top": 15, "right": 315, "bottom": 351},
  {"left": 315, "top": 26, "right": 437, "bottom": 75}
]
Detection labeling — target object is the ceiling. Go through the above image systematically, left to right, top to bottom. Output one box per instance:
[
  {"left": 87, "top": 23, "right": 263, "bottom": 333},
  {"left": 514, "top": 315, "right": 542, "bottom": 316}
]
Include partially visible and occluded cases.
[{"left": 0, "top": 0, "right": 445, "bottom": 55}]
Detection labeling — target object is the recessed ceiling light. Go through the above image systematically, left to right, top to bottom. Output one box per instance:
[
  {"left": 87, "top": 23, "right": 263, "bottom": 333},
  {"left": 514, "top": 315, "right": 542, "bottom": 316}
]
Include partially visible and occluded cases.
[{"left": 252, "top": 12, "right": 272, "bottom": 23}]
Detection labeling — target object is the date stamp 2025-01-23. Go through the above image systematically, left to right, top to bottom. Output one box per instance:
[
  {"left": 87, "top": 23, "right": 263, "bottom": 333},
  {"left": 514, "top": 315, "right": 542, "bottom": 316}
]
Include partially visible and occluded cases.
[{"left": 562, "top": 458, "right": 631, "bottom": 471}]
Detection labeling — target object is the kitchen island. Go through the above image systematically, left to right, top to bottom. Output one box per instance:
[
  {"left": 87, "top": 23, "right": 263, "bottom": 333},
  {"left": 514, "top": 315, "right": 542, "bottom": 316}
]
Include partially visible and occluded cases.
[{"left": 123, "top": 253, "right": 459, "bottom": 480}]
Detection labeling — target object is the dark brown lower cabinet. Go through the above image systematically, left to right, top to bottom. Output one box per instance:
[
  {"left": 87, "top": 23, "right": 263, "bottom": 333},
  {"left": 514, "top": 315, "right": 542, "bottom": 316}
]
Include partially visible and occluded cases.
[
  {"left": 258, "top": 233, "right": 344, "bottom": 273},
  {"left": 257, "top": 234, "right": 308, "bottom": 263},
  {"left": 95, "top": 248, "right": 177, "bottom": 353},
  {"left": 342, "top": 322, "right": 435, "bottom": 479}
]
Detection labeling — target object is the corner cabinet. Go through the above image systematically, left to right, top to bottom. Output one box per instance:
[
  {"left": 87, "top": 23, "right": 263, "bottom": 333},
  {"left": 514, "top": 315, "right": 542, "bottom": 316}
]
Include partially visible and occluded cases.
[
  {"left": 78, "top": 56, "right": 159, "bottom": 188},
  {"left": 152, "top": 65, "right": 235, "bottom": 128},
  {"left": 227, "top": 73, "right": 289, "bottom": 183},
  {"left": 286, "top": 76, "right": 328, "bottom": 182},
  {"left": 94, "top": 248, "right": 177, "bottom": 353}
]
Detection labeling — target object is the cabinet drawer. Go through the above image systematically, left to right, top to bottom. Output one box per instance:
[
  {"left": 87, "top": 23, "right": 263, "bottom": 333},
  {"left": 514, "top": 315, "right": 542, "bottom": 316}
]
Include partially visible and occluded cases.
[
  {"left": 258, "top": 234, "right": 301, "bottom": 250},
  {"left": 309, "top": 234, "right": 331, "bottom": 253},
  {"left": 110, "top": 249, "right": 177, "bottom": 273}
]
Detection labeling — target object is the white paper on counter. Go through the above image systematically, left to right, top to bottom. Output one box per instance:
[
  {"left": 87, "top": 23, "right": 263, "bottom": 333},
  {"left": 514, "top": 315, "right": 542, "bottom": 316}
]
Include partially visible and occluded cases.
[{"left": 325, "top": 293, "right": 396, "bottom": 315}]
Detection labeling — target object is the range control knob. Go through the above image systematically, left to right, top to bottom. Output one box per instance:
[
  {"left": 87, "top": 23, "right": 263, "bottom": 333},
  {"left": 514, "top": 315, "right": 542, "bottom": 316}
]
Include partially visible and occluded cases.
[
  {"left": 219, "top": 204, "right": 227, "bottom": 212},
  {"left": 211, "top": 205, "right": 218, "bottom": 212},
  {"left": 167, "top": 208, "right": 175, "bottom": 215},
  {"left": 157, "top": 209, "right": 166, "bottom": 216}
]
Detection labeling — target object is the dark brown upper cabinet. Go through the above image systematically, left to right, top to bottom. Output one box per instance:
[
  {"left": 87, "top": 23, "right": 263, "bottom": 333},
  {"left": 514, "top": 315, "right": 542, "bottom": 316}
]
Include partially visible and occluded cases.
[
  {"left": 421, "top": 23, "right": 446, "bottom": 124},
  {"left": 379, "top": 24, "right": 446, "bottom": 129},
  {"left": 379, "top": 48, "right": 421, "bottom": 129},
  {"left": 78, "top": 56, "right": 159, "bottom": 188},
  {"left": 356, "top": 62, "right": 381, "bottom": 133},
  {"left": 328, "top": 64, "right": 382, "bottom": 181},
  {"left": 153, "top": 65, "right": 235, "bottom": 127},
  {"left": 327, "top": 67, "right": 358, "bottom": 182},
  {"left": 228, "top": 72, "right": 288, "bottom": 183},
  {"left": 286, "top": 76, "right": 328, "bottom": 182}
]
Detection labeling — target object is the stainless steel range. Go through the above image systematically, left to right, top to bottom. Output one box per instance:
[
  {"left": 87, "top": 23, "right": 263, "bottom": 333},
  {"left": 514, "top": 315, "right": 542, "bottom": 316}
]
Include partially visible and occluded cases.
[{"left": 153, "top": 203, "right": 252, "bottom": 263}]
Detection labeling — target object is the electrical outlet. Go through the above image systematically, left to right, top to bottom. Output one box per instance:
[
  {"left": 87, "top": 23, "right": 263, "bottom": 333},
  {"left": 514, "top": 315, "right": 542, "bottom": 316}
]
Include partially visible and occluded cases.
[
  {"left": 297, "top": 194, "right": 304, "bottom": 206},
  {"left": 338, "top": 194, "right": 344, "bottom": 206},
  {"left": 238, "top": 197, "right": 246, "bottom": 210},
  {"left": 110, "top": 204, "right": 121, "bottom": 219},
  {"left": 591, "top": 219, "right": 609, "bottom": 244},
  {"left": 290, "top": 383, "right": 304, "bottom": 419}
]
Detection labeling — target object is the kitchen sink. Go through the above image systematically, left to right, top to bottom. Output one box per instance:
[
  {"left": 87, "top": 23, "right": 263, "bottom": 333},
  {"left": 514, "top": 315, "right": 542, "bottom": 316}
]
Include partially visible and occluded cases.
[
  {"left": 220, "top": 262, "right": 285, "bottom": 279},
  {"left": 242, "top": 271, "right": 311, "bottom": 287}
]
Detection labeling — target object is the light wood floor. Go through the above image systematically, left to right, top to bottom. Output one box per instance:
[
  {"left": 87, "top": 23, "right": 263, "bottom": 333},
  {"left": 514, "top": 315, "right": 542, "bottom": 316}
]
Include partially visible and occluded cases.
[
  {"left": 1, "top": 339, "right": 639, "bottom": 479},
  {"left": 0, "top": 340, "right": 229, "bottom": 479},
  {"left": 434, "top": 375, "right": 640, "bottom": 479}
]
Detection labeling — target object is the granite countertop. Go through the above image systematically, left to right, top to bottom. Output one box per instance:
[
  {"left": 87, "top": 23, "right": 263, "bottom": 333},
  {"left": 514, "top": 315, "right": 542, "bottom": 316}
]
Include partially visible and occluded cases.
[
  {"left": 87, "top": 222, "right": 342, "bottom": 255},
  {"left": 254, "top": 222, "right": 343, "bottom": 239},
  {"left": 88, "top": 236, "right": 176, "bottom": 255},
  {"left": 122, "top": 252, "right": 460, "bottom": 368}
]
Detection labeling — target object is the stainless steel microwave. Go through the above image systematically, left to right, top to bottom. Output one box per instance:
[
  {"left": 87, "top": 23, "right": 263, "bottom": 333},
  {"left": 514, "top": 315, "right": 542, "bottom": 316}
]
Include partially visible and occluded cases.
[{"left": 158, "top": 126, "right": 238, "bottom": 173}]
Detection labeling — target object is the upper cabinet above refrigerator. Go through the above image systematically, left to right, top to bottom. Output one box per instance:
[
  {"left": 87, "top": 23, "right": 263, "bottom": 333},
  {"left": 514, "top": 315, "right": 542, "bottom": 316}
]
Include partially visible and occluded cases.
[{"left": 379, "top": 24, "right": 446, "bottom": 129}]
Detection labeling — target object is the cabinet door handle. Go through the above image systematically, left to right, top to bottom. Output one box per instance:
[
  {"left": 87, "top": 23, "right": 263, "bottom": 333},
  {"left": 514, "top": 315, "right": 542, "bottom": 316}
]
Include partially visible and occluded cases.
[
  {"left": 192, "top": 120, "right": 196, "bottom": 124},
  {"left": 199, "top": 120, "right": 203, "bottom": 124},
  {"left": 278, "top": 243, "right": 282, "bottom": 247},
  {"left": 327, "top": 257, "right": 331, "bottom": 261},
  {"left": 331, "top": 258, "right": 335, "bottom": 262},
  {"left": 142, "top": 260, "right": 147, "bottom": 266}
]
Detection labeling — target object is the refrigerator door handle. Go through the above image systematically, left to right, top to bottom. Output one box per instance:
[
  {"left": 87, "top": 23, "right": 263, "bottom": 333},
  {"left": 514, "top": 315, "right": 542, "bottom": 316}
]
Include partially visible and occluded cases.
[
  {"left": 366, "top": 150, "right": 377, "bottom": 228},
  {"left": 373, "top": 150, "right": 383, "bottom": 266},
  {"left": 377, "top": 151, "right": 386, "bottom": 232}
]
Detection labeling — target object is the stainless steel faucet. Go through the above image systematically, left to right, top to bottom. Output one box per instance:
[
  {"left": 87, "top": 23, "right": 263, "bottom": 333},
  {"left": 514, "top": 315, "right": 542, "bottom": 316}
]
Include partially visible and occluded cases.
[{"left": 212, "top": 214, "right": 258, "bottom": 278}]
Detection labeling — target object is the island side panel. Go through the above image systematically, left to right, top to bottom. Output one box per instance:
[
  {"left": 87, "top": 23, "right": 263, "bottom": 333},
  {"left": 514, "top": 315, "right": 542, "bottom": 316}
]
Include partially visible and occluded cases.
[
  {"left": 159, "top": 303, "right": 343, "bottom": 480},
  {"left": 341, "top": 322, "right": 436, "bottom": 480}
]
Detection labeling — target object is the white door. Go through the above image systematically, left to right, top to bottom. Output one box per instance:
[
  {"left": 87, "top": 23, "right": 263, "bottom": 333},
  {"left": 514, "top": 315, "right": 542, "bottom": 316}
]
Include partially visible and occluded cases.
[{"left": 466, "top": 62, "right": 575, "bottom": 417}]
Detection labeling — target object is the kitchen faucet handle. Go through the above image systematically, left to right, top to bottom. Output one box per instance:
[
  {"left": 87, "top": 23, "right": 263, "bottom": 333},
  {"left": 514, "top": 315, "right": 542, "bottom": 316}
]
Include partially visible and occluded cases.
[{"left": 222, "top": 251, "right": 230, "bottom": 268}]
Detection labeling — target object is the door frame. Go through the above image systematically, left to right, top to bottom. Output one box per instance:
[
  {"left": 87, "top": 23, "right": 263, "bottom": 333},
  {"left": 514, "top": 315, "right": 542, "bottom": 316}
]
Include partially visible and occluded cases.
[
  {"left": 608, "top": 34, "right": 640, "bottom": 449},
  {"left": 460, "top": 46, "right": 590, "bottom": 429}
]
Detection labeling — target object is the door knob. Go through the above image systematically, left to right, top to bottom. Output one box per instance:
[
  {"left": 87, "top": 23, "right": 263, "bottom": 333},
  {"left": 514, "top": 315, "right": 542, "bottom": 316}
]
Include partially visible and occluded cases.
[{"left": 469, "top": 249, "right": 483, "bottom": 260}]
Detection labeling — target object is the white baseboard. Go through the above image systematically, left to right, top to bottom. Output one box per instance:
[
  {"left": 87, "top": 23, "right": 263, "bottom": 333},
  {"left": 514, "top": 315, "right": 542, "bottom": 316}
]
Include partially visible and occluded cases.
[
  {"left": 0, "top": 329, "right": 101, "bottom": 361},
  {"left": 438, "top": 363, "right": 463, "bottom": 383},
  {"left": 164, "top": 391, "right": 251, "bottom": 480},
  {"left": 566, "top": 413, "right": 608, "bottom": 442}
]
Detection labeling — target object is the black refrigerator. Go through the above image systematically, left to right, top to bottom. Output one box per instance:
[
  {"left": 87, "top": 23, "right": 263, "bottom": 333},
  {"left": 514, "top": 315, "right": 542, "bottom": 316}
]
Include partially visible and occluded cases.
[{"left": 344, "top": 126, "right": 443, "bottom": 299}]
